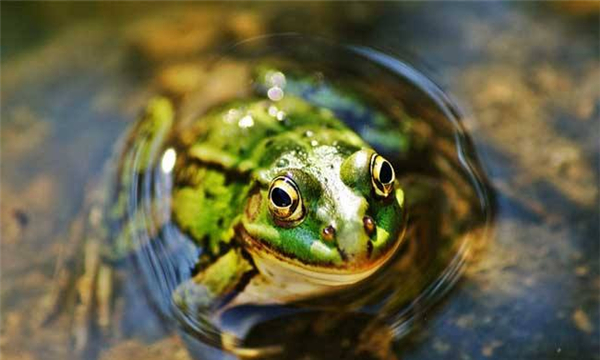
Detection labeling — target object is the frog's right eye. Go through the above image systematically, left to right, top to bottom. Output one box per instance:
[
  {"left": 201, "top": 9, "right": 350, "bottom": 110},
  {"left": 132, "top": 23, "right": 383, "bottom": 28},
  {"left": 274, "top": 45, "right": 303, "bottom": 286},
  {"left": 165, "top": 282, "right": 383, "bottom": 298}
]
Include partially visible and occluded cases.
[
  {"left": 370, "top": 154, "right": 395, "bottom": 198},
  {"left": 268, "top": 176, "right": 305, "bottom": 224}
]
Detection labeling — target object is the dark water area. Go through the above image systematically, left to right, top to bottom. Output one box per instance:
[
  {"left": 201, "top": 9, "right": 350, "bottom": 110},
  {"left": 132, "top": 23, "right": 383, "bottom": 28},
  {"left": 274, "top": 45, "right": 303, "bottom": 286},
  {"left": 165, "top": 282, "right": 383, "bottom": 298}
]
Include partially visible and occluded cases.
[{"left": 1, "top": 2, "right": 598, "bottom": 360}]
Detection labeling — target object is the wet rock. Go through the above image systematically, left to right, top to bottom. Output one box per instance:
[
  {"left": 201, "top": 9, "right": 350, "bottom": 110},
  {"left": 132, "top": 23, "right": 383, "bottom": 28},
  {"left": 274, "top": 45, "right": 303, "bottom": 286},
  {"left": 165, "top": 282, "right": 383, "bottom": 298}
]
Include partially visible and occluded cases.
[
  {"left": 127, "top": 8, "right": 221, "bottom": 64},
  {"left": 229, "top": 11, "right": 265, "bottom": 40},
  {"left": 157, "top": 62, "right": 208, "bottom": 97},
  {"left": 1, "top": 107, "right": 50, "bottom": 158},
  {"left": 1, "top": 175, "right": 58, "bottom": 247},
  {"left": 572, "top": 309, "right": 593, "bottom": 334},
  {"left": 99, "top": 337, "right": 192, "bottom": 360},
  {"left": 481, "top": 340, "right": 503, "bottom": 357}
]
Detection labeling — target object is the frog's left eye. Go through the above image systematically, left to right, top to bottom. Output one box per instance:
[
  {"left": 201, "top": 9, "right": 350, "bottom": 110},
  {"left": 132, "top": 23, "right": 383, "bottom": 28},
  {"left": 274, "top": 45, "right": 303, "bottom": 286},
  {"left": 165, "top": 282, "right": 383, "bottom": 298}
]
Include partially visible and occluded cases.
[
  {"left": 370, "top": 154, "right": 395, "bottom": 198},
  {"left": 268, "top": 176, "right": 305, "bottom": 224}
]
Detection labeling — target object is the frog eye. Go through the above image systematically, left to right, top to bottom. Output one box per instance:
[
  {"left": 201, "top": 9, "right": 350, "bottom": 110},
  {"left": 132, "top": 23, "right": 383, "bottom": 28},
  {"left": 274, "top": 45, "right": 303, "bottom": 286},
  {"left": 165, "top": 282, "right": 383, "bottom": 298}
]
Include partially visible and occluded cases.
[
  {"left": 370, "top": 154, "right": 395, "bottom": 198},
  {"left": 268, "top": 176, "right": 305, "bottom": 224}
]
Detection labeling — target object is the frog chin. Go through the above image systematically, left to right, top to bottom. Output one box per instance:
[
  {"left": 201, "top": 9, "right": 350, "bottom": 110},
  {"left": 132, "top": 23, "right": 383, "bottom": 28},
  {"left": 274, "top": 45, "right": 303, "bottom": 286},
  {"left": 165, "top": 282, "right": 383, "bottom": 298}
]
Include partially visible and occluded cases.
[{"left": 238, "top": 224, "right": 401, "bottom": 288}]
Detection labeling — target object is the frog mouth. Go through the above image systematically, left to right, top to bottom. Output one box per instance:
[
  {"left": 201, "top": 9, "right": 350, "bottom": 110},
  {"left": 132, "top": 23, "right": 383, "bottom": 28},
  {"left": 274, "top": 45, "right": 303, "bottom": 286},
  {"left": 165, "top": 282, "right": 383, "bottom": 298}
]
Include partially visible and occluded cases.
[{"left": 238, "top": 225, "right": 402, "bottom": 287}]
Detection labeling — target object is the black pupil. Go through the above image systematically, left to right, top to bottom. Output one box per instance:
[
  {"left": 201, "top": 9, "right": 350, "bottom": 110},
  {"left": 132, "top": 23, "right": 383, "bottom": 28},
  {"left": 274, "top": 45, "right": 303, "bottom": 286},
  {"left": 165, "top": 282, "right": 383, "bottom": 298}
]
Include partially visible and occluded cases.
[
  {"left": 379, "top": 161, "right": 393, "bottom": 184},
  {"left": 272, "top": 187, "right": 292, "bottom": 207}
]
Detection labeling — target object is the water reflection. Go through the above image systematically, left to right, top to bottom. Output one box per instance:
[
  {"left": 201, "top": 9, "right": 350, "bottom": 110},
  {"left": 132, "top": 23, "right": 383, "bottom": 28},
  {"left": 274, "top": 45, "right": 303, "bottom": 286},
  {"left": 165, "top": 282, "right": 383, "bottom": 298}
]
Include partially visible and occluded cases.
[
  {"left": 2, "top": 3, "right": 597, "bottom": 360},
  {"left": 161, "top": 148, "right": 177, "bottom": 174}
]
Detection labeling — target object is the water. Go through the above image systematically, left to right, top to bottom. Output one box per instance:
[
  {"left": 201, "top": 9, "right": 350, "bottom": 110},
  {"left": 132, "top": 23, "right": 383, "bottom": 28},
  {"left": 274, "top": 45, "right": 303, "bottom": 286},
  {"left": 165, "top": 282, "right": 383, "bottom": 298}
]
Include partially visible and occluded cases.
[
  {"left": 1, "top": 3, "right": 597, "bottom": 360},
  {"left": 100, "top": 36, "right": 492, "bottom": 359}
]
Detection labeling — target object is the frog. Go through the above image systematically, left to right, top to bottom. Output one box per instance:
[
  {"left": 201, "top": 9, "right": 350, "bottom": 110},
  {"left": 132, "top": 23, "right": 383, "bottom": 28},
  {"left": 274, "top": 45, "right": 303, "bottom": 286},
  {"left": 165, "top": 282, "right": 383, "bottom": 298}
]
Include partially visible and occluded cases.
[
  {"left": 42, "top": 64, "right": 412, "bottom": 359},
  {"left": 177, "top": 95, "right": 405, "bottom": 289}
]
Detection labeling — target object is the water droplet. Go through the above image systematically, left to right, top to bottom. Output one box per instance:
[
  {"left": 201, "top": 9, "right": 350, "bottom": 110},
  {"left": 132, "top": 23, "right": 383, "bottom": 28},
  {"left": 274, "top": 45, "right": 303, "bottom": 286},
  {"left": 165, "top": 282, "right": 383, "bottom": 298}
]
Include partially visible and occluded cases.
[
  {"left": 266, "top": 70, "right": 286, "bottom": 88},
  {"left": 267, "top": 86, "right": 284, "bottom": 101},
  {"left": 268, "top": 105, "right": 279, "bottom": 117},
  {"left": 223, "top": 109, "right": 239, "bottom": 124},
  {"left": 276, "top": 111, "right": 286, "bottom": 121},
  {"left": 238, "top": 114, "right": 254, "bottom": 128},
  {"left": 276, "top": 158, "right": 289, "bottom": 167}
]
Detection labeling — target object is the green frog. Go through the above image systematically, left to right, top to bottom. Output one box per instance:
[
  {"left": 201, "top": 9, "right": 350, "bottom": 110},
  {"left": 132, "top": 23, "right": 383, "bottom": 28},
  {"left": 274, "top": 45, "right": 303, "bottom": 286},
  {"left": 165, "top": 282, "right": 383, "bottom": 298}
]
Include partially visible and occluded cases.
[
  {"left": 45, "top": 65, "right": 412, "bottom": 357},
  {"left": 163, "top": 92, "right": 407, "bottom": 321}
]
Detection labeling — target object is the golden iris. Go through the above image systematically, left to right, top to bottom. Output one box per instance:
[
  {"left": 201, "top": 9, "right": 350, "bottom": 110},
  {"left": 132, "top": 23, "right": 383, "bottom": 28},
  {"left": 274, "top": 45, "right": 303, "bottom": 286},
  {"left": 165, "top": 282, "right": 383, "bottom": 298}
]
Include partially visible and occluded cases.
[
  {"left": 370, "top": 154, "right": 395, "bottom": 198},
  {"left": 268, "top": 176, "right": 305, "bottom": 223}
]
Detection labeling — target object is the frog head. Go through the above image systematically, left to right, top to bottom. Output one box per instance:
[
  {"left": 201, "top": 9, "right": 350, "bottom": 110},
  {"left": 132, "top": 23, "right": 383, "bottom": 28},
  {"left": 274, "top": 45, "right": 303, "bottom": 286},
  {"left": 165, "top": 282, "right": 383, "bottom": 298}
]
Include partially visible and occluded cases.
[{"left": 241, "top": 129, "right": 406, "bottom": 286}]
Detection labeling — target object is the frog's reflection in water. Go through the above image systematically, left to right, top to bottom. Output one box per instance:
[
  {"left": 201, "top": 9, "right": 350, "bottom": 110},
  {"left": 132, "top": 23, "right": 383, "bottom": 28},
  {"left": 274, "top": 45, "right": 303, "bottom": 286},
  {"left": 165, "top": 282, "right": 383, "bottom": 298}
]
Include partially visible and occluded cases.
[{"left": 183, "top": 305, "right": 395, "bottom": 360}]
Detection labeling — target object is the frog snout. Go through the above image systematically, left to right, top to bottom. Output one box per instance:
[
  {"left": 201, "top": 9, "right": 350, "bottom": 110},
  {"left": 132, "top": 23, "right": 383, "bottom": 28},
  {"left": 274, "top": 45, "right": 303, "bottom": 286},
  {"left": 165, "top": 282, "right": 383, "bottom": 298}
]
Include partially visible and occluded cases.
[
  {"left": 321, "top": 217, "right": 375, "bottom": 242},
  {"left": 328, "top": 218, "right": 376, "bottom": 263}
]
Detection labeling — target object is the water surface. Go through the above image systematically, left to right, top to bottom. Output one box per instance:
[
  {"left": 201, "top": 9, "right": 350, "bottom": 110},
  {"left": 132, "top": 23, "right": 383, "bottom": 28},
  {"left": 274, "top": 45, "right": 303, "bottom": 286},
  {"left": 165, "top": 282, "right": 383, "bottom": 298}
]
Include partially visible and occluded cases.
[{"left": 1, "top": 2, "right": 598, "bottom": 360}]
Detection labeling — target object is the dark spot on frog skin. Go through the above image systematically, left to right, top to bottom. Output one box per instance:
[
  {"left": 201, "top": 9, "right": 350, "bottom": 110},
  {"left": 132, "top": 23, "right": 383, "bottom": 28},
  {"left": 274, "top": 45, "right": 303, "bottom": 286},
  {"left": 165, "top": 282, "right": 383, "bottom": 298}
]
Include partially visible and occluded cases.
[{"left": 334, "top": 244, "right": 348, "bottom": 262}]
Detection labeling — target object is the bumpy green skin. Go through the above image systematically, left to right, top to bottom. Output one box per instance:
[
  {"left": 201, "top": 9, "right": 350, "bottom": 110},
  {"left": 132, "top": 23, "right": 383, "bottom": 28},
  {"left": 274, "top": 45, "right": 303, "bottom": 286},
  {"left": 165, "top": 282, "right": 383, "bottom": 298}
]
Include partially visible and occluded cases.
[
  {"left": 113, "top": 68, "right": 407, "bottom": 307},
  {"left": 174, "top": 96, "right": 404, "bottom": 268}
]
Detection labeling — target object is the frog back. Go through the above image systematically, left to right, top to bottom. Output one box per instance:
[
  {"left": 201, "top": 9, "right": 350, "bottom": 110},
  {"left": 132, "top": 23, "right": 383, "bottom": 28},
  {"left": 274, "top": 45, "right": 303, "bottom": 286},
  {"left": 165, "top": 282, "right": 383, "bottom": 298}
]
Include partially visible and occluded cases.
[{"left": 178, "top": 96, "right": 367, "bottom": 174}]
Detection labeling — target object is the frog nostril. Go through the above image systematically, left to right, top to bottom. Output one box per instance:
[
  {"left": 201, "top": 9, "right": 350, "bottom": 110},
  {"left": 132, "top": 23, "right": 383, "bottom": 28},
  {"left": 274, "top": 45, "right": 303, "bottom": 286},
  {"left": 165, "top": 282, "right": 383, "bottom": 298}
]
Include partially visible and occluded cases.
[
  {"left": 363, "top": 216, "right": 376, "bottom": 235},
  {"left": 322, "top": 225, "right": 336, "bottom": 241}
]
